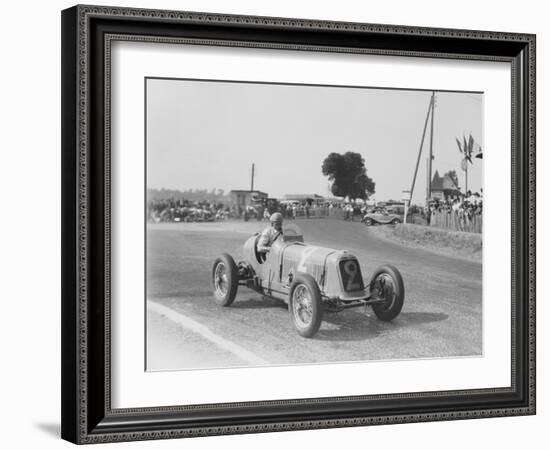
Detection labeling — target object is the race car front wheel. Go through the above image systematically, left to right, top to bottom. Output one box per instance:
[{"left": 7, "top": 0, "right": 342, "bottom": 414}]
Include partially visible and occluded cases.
[
  {"left": 212, "top": 253, "right": 238, "bottom": 306},
  {"left": 371, "top": 265, "right": 405, "bottom": 321},
  {"left": 289, "top": 273, "right": 323, "bottom": 338}
]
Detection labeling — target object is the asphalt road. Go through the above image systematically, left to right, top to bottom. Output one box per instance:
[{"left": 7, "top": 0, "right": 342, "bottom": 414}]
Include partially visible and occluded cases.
[{"left": 146, "top": 219, "right": 482, "bottom": 371}]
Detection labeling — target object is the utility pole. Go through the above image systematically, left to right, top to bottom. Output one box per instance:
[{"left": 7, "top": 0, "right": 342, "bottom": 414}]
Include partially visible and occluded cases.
[
  {"left": 427, "top": 91, "right": 435, "bottom": 204},
  {"left": 409, "top": 93, "right": 434, "bottom": 217},
  {"left": 460, "top": 141, "right": 470, "bottom": 195},
  {"left": 426, "top": 156, "right": 432, "bottom": 202},
  {"left": 250, "top": 163, "right": 255, "bottom": 192}
]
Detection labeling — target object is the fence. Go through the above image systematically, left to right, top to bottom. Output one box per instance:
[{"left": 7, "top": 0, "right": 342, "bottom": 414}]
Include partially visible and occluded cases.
[
  {"left": 290, "top": 207, "right": 348, "bottom": 220},
  {"left": 429, "top": 210, "right": 482, "bottom": 234}
]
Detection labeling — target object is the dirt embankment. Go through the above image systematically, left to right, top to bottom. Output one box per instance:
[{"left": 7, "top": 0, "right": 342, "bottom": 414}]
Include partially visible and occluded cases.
[{"left": 369, "top": 223, "right": 482, "bottom": 262}]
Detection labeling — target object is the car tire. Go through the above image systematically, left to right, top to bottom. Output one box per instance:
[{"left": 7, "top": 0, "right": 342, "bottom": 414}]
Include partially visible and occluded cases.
[
  {"left": 364, "top": 218, "right": 374, "bottom": 226},
  {"left": 391, "top": 218, "right": 400, "bottom": 225},
  {"left": 212, "top": 253, "right": 239, "bottom": 306},
  {"left": 371, "top": 265, "right": 405, "bottom": 321},
  {"left": 289, "top": 273, "right": 323, "bottom": 338}
]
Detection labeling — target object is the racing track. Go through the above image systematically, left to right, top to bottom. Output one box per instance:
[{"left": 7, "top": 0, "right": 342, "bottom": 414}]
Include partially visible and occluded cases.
[{"left": 146, "top": 219, "right": 482, "bottom": 371}]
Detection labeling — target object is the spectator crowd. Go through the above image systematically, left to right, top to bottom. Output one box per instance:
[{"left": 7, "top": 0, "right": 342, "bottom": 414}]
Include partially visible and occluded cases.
[
  {"left": 147, "top": 190, "right": 483, "bottom": 234},
  {"left": 426, "top": 191, "right": 483, "bottom": 233},
  {"left": 427, "top": 191, "right": 483, "bottom": 219},
  {"left": 147, "top": 197, "right": 357, "bottom": 223},
  {"left": 147, "top": 198, "right": 238, "bottom": 223}
]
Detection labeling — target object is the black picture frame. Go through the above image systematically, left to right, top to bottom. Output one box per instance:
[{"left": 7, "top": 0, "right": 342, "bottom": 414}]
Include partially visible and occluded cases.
[{"left": 61, "top": 4, "right": 536, "bottom": 444}]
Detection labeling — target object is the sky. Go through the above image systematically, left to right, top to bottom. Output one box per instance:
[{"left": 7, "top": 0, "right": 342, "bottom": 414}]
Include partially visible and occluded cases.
[{"left": 146, "top": 78, "right": 483, "bottom": 205}]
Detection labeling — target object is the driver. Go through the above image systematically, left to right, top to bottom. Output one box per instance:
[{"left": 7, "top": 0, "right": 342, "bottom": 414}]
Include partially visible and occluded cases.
[{"left": 257, "top": 212, "right": 283, "bottom": 253}]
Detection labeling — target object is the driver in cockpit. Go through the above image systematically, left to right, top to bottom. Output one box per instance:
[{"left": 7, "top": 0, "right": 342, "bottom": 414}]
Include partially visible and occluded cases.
[{"left": 257, "top": 212, "right": 283, "bottom": 253}]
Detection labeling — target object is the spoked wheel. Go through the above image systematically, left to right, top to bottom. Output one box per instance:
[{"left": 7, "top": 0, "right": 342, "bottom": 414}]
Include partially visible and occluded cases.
[
  {"left": 364, "top": 218, "right": 373, "bottom": 226},
  {"left": 212, "top": 253, "right": 238, "bottom": 306},
  {"left": 371, "top": 265, "right": 405, "bottom": 321},
  {"left": 289, "top": 273, "right": 323, "bottom": 338}
]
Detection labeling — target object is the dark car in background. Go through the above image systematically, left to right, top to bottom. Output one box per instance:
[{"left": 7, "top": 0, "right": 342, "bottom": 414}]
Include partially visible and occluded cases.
[{"left": 362, "top": 207, "right": 403, "bottom": 226}]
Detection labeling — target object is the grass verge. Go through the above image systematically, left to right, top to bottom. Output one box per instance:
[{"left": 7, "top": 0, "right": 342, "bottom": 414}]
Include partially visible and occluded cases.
[{"left": 369, "top": 223, "right": 482, "bottom": 262}]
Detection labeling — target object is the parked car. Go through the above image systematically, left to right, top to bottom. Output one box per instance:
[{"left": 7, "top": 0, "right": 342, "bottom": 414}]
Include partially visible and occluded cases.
[
  {"left": 362, "top": 208, "right": 403, "bottom": 226},
  {"left": 211, "top": 224, "right": 405, "bottom": 337}
]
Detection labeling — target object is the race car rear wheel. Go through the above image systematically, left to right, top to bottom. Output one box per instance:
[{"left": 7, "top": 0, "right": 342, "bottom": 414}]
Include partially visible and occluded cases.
[
  {"left": 212, "top": 253, "right": 238, "bottom": 306},
  {"left": 371, "top": 265, "right": 404, "bottom": 321},
  {"left": 289, "top": 273, "right": 323, "bottom": 338}
]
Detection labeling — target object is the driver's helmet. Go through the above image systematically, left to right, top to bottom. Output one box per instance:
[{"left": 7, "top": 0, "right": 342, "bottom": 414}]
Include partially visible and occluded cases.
[{"left": 270, "top": 212, "right": 283, "bottom": 224}]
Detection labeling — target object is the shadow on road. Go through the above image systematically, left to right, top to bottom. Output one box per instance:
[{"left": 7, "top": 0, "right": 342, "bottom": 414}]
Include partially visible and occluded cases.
[
  {"left": 229, "top": 295, "right": 449, "bottom": 343},
  {"left": 231, "top": 295, "right": 287, "bottom": 310},
  {"left": 315, "top": 310, "right": 448, "bottom": 342},
  {"left": 397, "top": 311, "right": 449, "bottom": 325}
]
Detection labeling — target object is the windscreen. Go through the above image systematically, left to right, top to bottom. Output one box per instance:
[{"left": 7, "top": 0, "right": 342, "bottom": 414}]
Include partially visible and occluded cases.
[{"left": 282, "top": 223, "right": 304, "bottom": 242}]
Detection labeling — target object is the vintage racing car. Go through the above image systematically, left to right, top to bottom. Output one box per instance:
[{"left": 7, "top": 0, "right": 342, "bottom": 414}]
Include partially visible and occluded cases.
[{"left": 211, "top": 225, "right": 405, "bottom": 338}]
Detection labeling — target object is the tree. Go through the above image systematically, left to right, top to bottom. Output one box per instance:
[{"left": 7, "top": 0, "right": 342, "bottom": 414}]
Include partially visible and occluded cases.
[{"left": 321, "top": 152, "right": 375, "bottom": 200}]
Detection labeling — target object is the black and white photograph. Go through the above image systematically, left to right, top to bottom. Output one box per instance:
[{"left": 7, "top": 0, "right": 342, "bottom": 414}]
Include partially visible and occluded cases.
[{"left": 145, "top": 78, "right": 484, "bottom": 371}]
